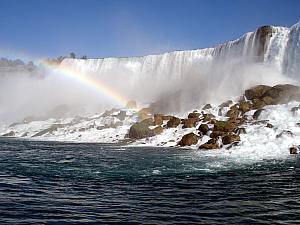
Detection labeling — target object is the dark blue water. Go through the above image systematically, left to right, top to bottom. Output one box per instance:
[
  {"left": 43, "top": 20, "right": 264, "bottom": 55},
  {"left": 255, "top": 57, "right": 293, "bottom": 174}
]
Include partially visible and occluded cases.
[{"left": 0, "top": 138, "right": 299, "bottom": 224}]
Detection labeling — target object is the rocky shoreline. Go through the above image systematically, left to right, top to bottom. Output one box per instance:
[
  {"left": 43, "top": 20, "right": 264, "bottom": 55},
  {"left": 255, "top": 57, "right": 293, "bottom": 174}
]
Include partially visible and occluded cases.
[{"left": 1, "top": 83, "right": 300, "bottom": 155}]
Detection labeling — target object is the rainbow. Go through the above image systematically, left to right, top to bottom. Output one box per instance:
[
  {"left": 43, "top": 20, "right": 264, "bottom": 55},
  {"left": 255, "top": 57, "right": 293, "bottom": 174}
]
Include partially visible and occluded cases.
[{"left": 41, "top": 60, "right": 137, "bottom": 110}]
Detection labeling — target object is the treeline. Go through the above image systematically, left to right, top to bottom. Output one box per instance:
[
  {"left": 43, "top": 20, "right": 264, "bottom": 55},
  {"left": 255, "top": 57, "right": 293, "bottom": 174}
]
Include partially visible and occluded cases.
[{"left": 44, "top": 52, "right": 87, "bottom": 66}]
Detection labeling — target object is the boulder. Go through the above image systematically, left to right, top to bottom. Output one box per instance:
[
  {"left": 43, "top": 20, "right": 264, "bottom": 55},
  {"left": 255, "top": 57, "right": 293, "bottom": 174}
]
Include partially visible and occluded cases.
[
  {"left": 261, "top": 84, "right": 300, "bottom": 104},
  {"left": 245, "top": 85, "right": 271, "bottom": 100},
  {"left": 252, "top": 99, "right": 266, "bottom": 109},
  {"left": 219, "top": 100, "right": 233, "bottom": 108},
  {"left": 238, "top": 101, "right": 252, "bottom": 113},
  {"left": 202, "top": 104, "right": 212, "bottom": 110},
  {"left": 226, "top": 109, "right": 240, "bottom": 119},
  {"left": 253, "top": 109, "right": 265, "bottom": 120},
  {"left": 116, "top": 111, "right": 126, "bottom": 121},
  {"left": 188, "top": 112, "right": 200, "bottom": 119},
  {"left": 202, "top": 113, "right": 215, "bottom": 122},
  {"left": 154, "top": 114, "right": 163, "bottom": 126},
  {"left": 162, "top": 115, "right": 173, "bottom": 121},
  {"left": 166, "top": 116, "right": 181, "bottom": 128},
  {"left": 141, "top": 118, "right": 154, "bottom": 126},
  {"left": 182, "top": 118, "right": 199, "bottom": 128},
  {"left": 214, "top": 120, "right": 238, "bottom": 133},
  {"left": 128, "top": 122, "right": 155, "bottom": 139},
  {"left": 266, "top": 123, "right": 273, "bottom": 128},
  {"left": 198, "top": 124, "right": 209, "bottom": 135},
  {"left": 153, "top": 126, "right": 164, "bottom": 135},
  {"left": 235, "top": 127, "right": 246, "bottom": 135},
  {"left": 276, "top": 130, "right": 294, "bottom": 138},
  {"left": 2, "top": 131, "right": 15, "bottom": 137},
  {"left": 210, "top": 131, "right": 226, "bottom": 138},
  {"left": 178, "top": 133, "right": 200, "bottom": 146},
  {"left": 222, "top": 134, "right": 240, "bottom": 145},
  {"left": 199, "top": 138, "right": 219, "bottom": 150},
  {"left": 289, "top": 146, "right": 299, "bottom": 154}
]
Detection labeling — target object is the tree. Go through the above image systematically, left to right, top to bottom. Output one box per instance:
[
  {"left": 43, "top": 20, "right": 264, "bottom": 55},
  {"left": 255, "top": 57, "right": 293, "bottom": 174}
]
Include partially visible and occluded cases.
[
  {"left": 69, "top": 52, "right": 76, "bottom": 59},
  {"left": 81, "top": 55, "right": 87, "bottom": 60}
]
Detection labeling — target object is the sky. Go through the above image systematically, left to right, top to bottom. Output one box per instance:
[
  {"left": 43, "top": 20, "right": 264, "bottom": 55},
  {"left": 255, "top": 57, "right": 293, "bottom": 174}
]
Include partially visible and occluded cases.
[{"left": 0, "top": 0, "right": 299, "bottom": 60}]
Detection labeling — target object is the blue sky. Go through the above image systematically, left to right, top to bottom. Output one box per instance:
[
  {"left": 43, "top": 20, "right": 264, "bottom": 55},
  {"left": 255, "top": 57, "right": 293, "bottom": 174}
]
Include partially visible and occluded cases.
[{"left": 0, "top": 0, "right": 299, "bottom": 60}]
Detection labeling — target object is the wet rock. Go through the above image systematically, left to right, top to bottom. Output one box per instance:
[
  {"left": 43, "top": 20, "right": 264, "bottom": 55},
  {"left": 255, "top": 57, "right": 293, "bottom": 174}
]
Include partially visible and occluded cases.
[
  {"left": 261, "top": 84, "right": 300, "bottom": 104},
  {"left": 245, "top": 85, "right": 271, "bottom": 100},
  {"left": 252, "top": 99, "right": 266, "bottom": 109},
  {"left": 219, "top": 100, "right": 233, "bottom": 108},
  {"left": 238, "top": 101, "right": 252, "bottom": 113},
  {"left": 202, "top": 104, "right": 212, "bottom": 110},
  {"left": 291, "top": 106, "right": 300, "bottom": 115},
  {"left": 101, "top": 108, "right": 119, "bottom": 117},
  {"left": 226, "top": 109, "right": 240, "bottom": 119},
  {"left": 253, "top": 109, "right": 265, "bottom": 120},
  {"left": 116, "top": 111, "right": 126, "bottom": 121},
  {"left": 188, "top": 112, "right": 200, "bottom": 119},
  {"left": 202, "top": 113, "right": 215, "bottom": 122},
  {"left": 154, "top": 114, "right": 163, "bottom": 126},
  {"left": 162, "top": 115, "right": 173, "bottom": 121},
  {"left": 166, "top": 117, "right": 181, "bottom": 128},
  {"left": 141, "top": 118, "right": 154, "bottom": 126},
  {"left": 182, "top": 118, "right": 199, "bottom": 128},
  {"left": 214, "top": 120, "right": 238, "bottom": 133},
  {"left": 251, "top": 120, "right": 269, "bottom": 125},
  {"left": 128, "top": 122, "right": 155, "bottom": 139},
  {"left": 266, "top": 123, "right": 273, "bottom": 128},
  {"left": 31, "top": 124, "right": 65, "bottom": 137},
  {"left": 198, "top": 124, "right": 209, "bottom": 135},
  {"left": 153, "top": 126, "right": 164, "bottom": 135},
  {"left": 235, "top": 127, "right": 246, "bottom": 135},
  {"left": 78, "top": 128, "right": 86, "bottom": 132},
  {"left": 276, "top": 130, "right": 294, "bottom": 138},
  {"left": 2, "top": 131, "right": 15, "bottom": 137},
  {"left": 210, "top": 131, "right": 226, "bottom": 138},
  {"left": 178, "top": 132, "right": 200, "bottom": 146},
  {"left": 222, "top": 134, "right": 240, "bottom": 145},
  {"left": 199, "top": 138, "right": 219, "bottom": 150},
  {"left": 226, "top": 141, "right": 240, "bottom": 150},
  {"left": 289, "top": 146, "right": 299, "bottom": 154}
]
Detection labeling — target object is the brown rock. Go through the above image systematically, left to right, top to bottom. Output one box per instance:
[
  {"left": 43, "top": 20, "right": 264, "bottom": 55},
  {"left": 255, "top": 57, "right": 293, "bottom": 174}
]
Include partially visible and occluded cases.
[
  {"left": 245, "top": 85, "right": 271, "bottom": 100},
  {"left": 252, "top": 98, "right": 266, "bottom": 109},
  {"left": 126, "top": 100, "right": 137, "bottom": 109},
  {"left": 218, "top": 100, "right": 233, "bottom": 108},
  {"left": 238, "top": 101, "right": 252, "bottom": 113},
  {"left": 226, "top": 109, "right": 240, "bottom": 119},
  {"left": 188, "top": 112, "right": 200, "bottom": 119},
  {"left": 202, "top": 113, "right": 215, "bottom": 122},
  {"left": 154, "top": 114, "right": 163, "bottom": 126},
  {"left": 162, "top": 115, "right": 173, "bottom": 121},
  {"left": 166, "top": 116, "right": 181, "bottom": 128},
  {"left": 141, "top": 118, "right": 154, "bottom": 126},
  {"left": 182, "top": 118, "right": 199, "bottom": 128},
  {"left": 214, "top": 120, "right": 238, "bottom": 133},
  {"left": 128, "top": 122, "right": 155, "bottom": 139},
  {"left": 266, "top": 123, "right": 273, "bottom": 128},
  {"left": 198, "top": 124, "right": 209, "bottom": 135},
  {"left": 153, "top": 126, "right": 164, "bottom": 135},
  {"left": 210, "top": 131, "right": 226, "bottom": 138},
  {"left": 178, "top": 133, "right": 200, "bottom": 146},
  {"left": 222, "top": 134, "right": 241, "bottom": 145},
  {"left": 199, "top": 139, "right": 219, "bottom": 150},
  {"left": 289, "top": 146, "right": 299, "bottom": 154}
]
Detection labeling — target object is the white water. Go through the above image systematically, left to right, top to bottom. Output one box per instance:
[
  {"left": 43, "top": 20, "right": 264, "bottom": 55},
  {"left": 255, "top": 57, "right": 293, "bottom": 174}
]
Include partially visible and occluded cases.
[{"left": 61, "top": 21, "right": 300, "bottom": 111}]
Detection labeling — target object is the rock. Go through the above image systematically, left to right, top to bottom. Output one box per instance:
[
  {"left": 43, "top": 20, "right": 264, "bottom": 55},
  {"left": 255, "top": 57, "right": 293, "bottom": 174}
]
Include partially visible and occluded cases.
[
  {"left": 261, "top": 84, "right": 300, "bottom": 104},
  {"left": 245, "top": 85, "right": 271, "bottom": 100},
  {"left": 262, "top": 96, "right": 273, "bottom": 105},
  {"left": 252, "top": 99, "right": 266, "bottom": 109},
  {"left": 126, "top": 100, "right": 137, "bottom": 109},
  {"left": 219, "top": 100, "right": 233, "bottom": 108},
  {"left": 238, "top": 101, "right": 252, "bottom": 113},
  {"left": 202, "top": 104, "right": 212, "bottom": 110},
  {"left": 291, "top": 106, "right": 299, "bottom": 115},
  {"left": 101, "top": 108, "right": 119, "bottom": 117},
  {"left": 226, "top": 109, "right": 240, "bottom": 119},
  {"left": 253, "top": 109, "right": 265, "bottom": 120},
  {"left": 116, "top": 111, "right": 126, "bottom": 121},
  {"left": 188, "top": 112, "right": 200, "bottom": 119},
  {"left": 202, "top": 113, "right": 215, "bottom": 122},
  {"left": 154, "top": 114, "right": 163, "bottom": 126},
  {"left": 162, "top": 115, "right": 173, "bottom": 121},
  {"left": 166, "top": 117, "right": 181, "bottom": 128},
  {"left": 141, "top": 118, "right": 154, "bottom": 126},
  {"left": 182, "top": 118, "right": 199, "bottom": 128},
  {"left": 214, "top": 120, "right": 238, "bottom": 133},
  {"left": 114, "top": 121, "right": 123, "bottom": 127},
  {"left": 128, "top": 122, "right": 155, "bottom": 139},
  {"left": 266, "top": 123, "right": 273, "bottom": 128},
  {"left": 31, "top": 124, "right": 65, "bottom": 137},
  {"left": 198, "top": 124, "right": 209, "bottom": 135},
  {"left": 153, "top": 126, "right": 164, "bottom": 135},
  {"left": 235, "top": 127, "right": 246, "bottom": 135},
  {"left": 78, "top": 128, "right": 86, "bottom": 132},
  {"left": 276, "top": 130, "right": 294, "bottom": 138},
  {"left": 2, "top": 131, "right": 15, "bottom": 137},
  {"left": 210, "top": 131, "right": 226, "bottom": 138},
  {"left": 178, "top": 133, "right": 200, "bottom": 146},
  {"left": 222, "top": 134, "right": 240, "bottom": 145},
  {"left": 199, "top": 138, "right": 219, "bottom": 150},
  {"left": 226, "top": 141, "right": 240, "bottom": 150},
  {"left": 289, "top": 146, "right": 299, "bottom": 154}
]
